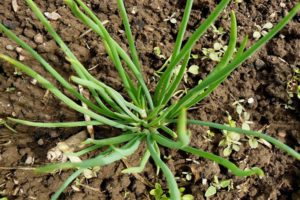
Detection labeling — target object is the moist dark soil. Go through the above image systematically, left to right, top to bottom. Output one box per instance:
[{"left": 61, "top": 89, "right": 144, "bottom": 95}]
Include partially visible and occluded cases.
[{"left": 0, "top": 0, "right": 300, "bottom": 199}]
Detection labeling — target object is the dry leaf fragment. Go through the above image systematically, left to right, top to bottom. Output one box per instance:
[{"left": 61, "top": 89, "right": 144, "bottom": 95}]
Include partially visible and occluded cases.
[
  {"left": 12, "top": 0, "right": 19, "bottom": 12},
  {"left": 44, "top": 11, "right": 61, "bottom": 20}
]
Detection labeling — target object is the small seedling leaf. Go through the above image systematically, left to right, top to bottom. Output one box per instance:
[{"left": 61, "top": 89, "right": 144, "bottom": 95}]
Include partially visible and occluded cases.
[
  {"left": 263, "top": 22, "right": 273, "bottom": 29},
  {"left": 253, "top": 31, "right": 261, "bottom": 39},
  {"left": 213, "top": 42, "right": 222, "bottom": 50},
  {"left": 154, "top": 47, "right": 161, "bottom": 56},
  {"left": 209, "top": 52, "right": 220, "bottom": 62},
  {"left": 188, "top": 65, "right": 200, "bottom": 75},
  {"left": 236, "top": 104, "right": 243, "bottom": 115},
  {"left": 242, "top": 122, "right": 250, "bottom": 130},
  {"left": 249, "top": 138, "right": 258, "bottom": 149},
  {"left": 232, "top": 144, "right": 240, "bottom": 152},
  {"left": 223, "top": 146, "right": 232, "bottom": 156},
  {"left": 220, "top": 179, "right": 231, "bottom": 188},
  {"left": 205, "top": 186, "right": 217, "bottom": 197},
  {"left": 182, "top": 194, "right": 194, "bottom": 200}
]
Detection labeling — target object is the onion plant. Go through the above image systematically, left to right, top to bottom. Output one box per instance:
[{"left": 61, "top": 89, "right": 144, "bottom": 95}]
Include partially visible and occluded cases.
[{"left": 1, "top": 0, "right": 300, "bottom": 199}]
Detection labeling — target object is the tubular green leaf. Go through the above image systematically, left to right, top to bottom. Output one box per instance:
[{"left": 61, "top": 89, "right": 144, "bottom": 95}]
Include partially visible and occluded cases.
[
  {"left": 26, "top": 0, "right": 107, "bottom": 109},
  {"left": 66, "top": 0, "right": 154, "bottom": 108},
  {"left": 74, "top": 0, "right": 153, "bottom": 110},
  {"left": 116, "top": 0, "right": 141, "bottom": 70},
  {"left": 154, "top": 0, "right": 230, "bottom": 104},
  {"left": 154, "top": 0, "right": 194, "bottom": 105},
  {"left": 169, "top": 3, "right": 300, "bottom": 116},
  {"left": 167, "top": 10, "right": 237, "bottom": 119},
  {"left": 0, "top": 23, "right": 105, "bottom": 116},
  {"left": 160, "top": 50, "right": 191, "bottom": 106},
  {"left": 0, "top": 55, "right": 136, "bottom": 131},
  {"left": 71, "top": 76, "right": 141, "bottom": 122},
  {"left": 177, "top": 108, "right": 190, "bottom": 146},
  {"left": 7, "top": 117, "right": 102, "bottom": 128},
  {"left": 186, "top": 120, "right": 300, "bottom": 161},
  {"left": 84, "top": 133, "right": 136, "bottom": 146},
  {"left": 153, "top": 134, "right": 264, "bottom": 177},
  {"left": 147, "top": 135, "right": 181, "bottom": 200},
  {"left": 37, "top": 138, "right": 141, "bottom": 173},
  {"left": 122, "top": 149, "right": 150, "bottom": 174},
  {"left": 51, "top": 169, "right": 84, "bottom": 200}
]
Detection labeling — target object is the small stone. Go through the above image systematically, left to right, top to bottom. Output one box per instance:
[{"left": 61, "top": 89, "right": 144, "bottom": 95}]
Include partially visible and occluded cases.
[
  {"left": 280, "top": 2, "right": 286, "bottom": 8},
  {"left": 131, "top": 6, "right": 138, "bottom": 15},
  {"left": 44, "top": 11, "right": 61, "bottom": 20},
  {"left": 170, "top": 18, "right": 177, "bottom": 24},
  {"left": 144, "top": 25, "right": 154, "bottom": 32},
  {"left": 23, "top": 28, "right": 36, "bottom": 38},
  {"left": 34, "top": 33, "right": 44, "bottom": 44},
  {"left": 279, "top": 34, "right": 285, "bottom": 39},
  {"left": 6, "top": 45, "right": 14, "bottom": 51},
  {"left": 16, "top": 47, "right": 23, "bottom": 53},
  {"left": 18, "top": 55, "right": 25, "bottom": 61},
  {"left": 255, "top": 59, "right": 265, "bottom": 70},
  {"left": 30, "top": 79, "right": 37, "bottom": 85},
  {"left": 247, "top": 97, "right": 254, "bottom": 104},
  {"left": 278, "top": 130, "right": 286, "bottom": 138},
  {"left": 50, "top": 131, "right": 59, "bottom": 138},
  {"left": 37, "top": 139, "right": 44, "bottom": 146},
  {"left": 25, "top": 156, "right": 34, "bottom": 165}
]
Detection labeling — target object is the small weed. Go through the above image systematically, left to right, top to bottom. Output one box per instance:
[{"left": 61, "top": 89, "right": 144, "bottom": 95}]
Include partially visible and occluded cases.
[
  {"left": 253, "top": 22, "right": 273, "bottom": 40},
  {"left": 154, "top": 46, "right": 166, "bottom": 59},
  {"left": 287, "top": 67, "right": 300, "bottom": 99},
  {"left": 219, "top": 114, "right": 241, "bottom": 156},
  {"left": 205, "top": 176, "right": 232, "bottom": 198},
  {"left": 150, "top": 183, "right": 194, "bottom": 200}
]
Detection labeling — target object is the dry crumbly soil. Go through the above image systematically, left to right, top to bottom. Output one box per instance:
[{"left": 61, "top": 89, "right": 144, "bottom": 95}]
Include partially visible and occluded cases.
[{"left": 0, "top": 0, "right": 300, "bottom": 199}]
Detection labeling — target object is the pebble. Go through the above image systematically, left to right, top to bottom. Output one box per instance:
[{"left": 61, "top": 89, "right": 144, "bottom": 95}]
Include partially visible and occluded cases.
[
  {"left": 34, "top": 33, "right": 44, "bottom": 44},
  {"left": 6, "top": 45, "right": 14, "bottom": 51},
  {"left": 16, "top": 47, "right": 23, "bottom": 53},
  {"left": 18, "top": 55, "right": 25, "bottom": 61},
  {"left": 254, "top": 59, "right": 265, "bottom": 70},
  {"left": 30, "top": 79, "right": 37, "bottom": 85},
  {"left": 247, "top": 97, "right": 254, "bottom": 104},
  {"left": 278, "top": 130, "right": 286, "bottom": 138},
  {"left": 50, "top": 131, "right": 59, "bottom": 138},
  {"left": 37, "top": 139, "right": 44, "bottom": 146},
  {"left": 25, "top": 156, "right": 34, "bottom": 165}
]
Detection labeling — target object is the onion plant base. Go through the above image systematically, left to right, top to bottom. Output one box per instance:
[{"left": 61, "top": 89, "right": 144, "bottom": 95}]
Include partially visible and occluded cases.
[{"left": 0, "top": 0, "right": 300, "bottom": 200}]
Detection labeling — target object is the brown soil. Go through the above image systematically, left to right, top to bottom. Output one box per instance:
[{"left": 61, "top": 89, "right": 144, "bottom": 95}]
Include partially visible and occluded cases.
[{"left": 0, "top": 0, "right": 300, "bottom": 199}]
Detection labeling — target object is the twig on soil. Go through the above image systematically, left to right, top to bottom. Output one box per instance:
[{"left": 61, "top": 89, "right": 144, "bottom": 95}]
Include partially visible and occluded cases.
[
  {"left": 0, "top": 166, "right": 36, "bottom": 170},
  {"left": 76, "top": 182, "right": 102, "bottom": 193}
]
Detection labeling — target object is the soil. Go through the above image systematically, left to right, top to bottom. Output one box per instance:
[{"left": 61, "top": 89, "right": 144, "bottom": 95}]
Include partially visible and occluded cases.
[{"left": 0, "top": 0, "right": 300, "bottom": 200}]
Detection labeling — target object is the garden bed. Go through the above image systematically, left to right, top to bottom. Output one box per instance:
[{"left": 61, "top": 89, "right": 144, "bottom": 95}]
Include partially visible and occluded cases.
[{"left": 0, "top": 0, "right": 299, "bottom": 199}]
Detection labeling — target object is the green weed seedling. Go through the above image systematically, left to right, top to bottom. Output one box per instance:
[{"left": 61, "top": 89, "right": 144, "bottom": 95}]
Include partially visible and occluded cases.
[
  {"left": 0, "top": 0, "right": 300, "bottom": 199},
  {"left": 287, "top": 67, "right": 300, "bottom": 99},
  {"left": 218, "top": 114, "right": 241, "bottom": 156},
  {"left": 205, "top": 176, "right": 232, "bottom": 198},
  {"left": 150, "top": 183, "right": 194, "bottom": 200}
]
